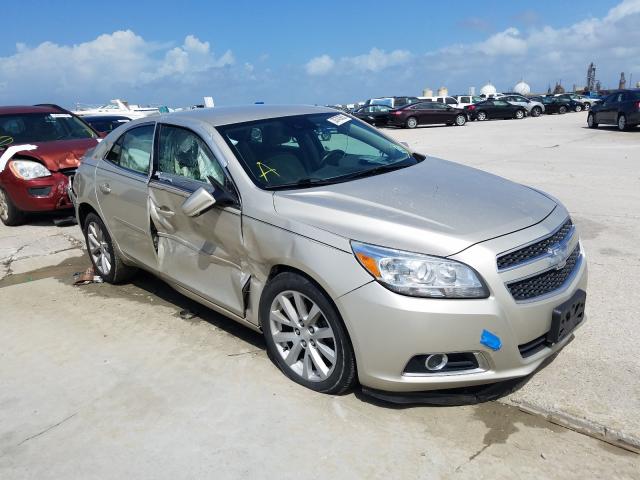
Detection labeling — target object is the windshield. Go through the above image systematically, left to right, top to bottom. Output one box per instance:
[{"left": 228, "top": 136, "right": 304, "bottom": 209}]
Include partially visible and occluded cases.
[
  {"left": 0, "top": 112, "right": 97, "bottom": 145},
  {"left": 217, "top": 112, "right": 417, "bottom": 190}
]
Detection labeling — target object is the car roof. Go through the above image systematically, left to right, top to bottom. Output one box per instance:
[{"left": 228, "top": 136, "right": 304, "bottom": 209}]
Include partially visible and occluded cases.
[
  {"left": 156, "top": 104, "right": 336, "bottom": 127},
  {"left": 0, "top": 105, "right": 62, "bottom": 115}
]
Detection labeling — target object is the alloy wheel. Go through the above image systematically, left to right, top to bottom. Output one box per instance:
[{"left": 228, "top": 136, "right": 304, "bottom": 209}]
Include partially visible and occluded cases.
[
  {"left": 575, "top": 105, "right": 582, "bottom": 112},
  {"left": 515, "top": 110, "right": 524, "bottom": 119},
  {"left": 477, "top": 112, "right": 487, "bottom": 121},
  {"left": 455, "top": 115, "right": 466, "bottom": 126},
  {"left": 618, "top": 115, "right": 626, "bottom": 131},
  {"left": 407, "top": 117, "right": 417, "bottom": 129},
  {"left": 0, "top": 190, "right": 8, "bottom": 222},
  {"left": 87, "top": 221, "right": 112, "bottom": 276},
  {"left": 269, "top": 291, "right": 337, "bottom": 382}
]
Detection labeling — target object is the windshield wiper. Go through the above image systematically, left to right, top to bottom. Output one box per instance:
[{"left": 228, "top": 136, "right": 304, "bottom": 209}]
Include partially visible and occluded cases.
[{"left": 264, "top": 177, "right": 339, "bottom": 190}]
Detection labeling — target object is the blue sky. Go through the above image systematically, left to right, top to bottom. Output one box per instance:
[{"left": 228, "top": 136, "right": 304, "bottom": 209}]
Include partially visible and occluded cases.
[{"left": 1, "top": 0, "right": 638, "bottom": 107}]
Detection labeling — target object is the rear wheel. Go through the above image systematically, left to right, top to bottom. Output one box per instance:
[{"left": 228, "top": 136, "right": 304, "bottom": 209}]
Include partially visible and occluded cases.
[
  {"left": 584, "top": 103, "right": 591, "bottom": 110},
  {"left": 575, "top": 104, "right": 583, "bottom": 112},
  {"left": 559, "top": 105, "right": 568, "bottom": 114},
  {"left": 531, "top": 106, "right": 542, "bottom": 117},
  {"left": 515, "top": 109, "right": 525, "bottom": 119},
  {"left": 476, "top": 111, "right": 487, "bottom": 121},
  {"left": 587, "top": 113, "right": 598, "bottom": 128},
  {"left": 454, "top": 114, "right": 466, "bottom": 126},
  {"left": 618, "top": 114, "right": 628, "bottom": 131},
  {"left": 406, "top": 117, "right": 418, "bottom": 129},
  {"left": 0, "top": 187, "right": 26, "bottom": 226},
  {"left": 83, "top": 213, "right": 136, "bottom": 283},
  {"left": 260, "top": 272, "right": 356, "bottom": 394}
]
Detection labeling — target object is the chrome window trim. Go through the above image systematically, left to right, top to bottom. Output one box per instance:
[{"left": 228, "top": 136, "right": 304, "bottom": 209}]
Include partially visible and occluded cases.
[{"left": 100, "top": 121, "right": 157, "bottom": 179}]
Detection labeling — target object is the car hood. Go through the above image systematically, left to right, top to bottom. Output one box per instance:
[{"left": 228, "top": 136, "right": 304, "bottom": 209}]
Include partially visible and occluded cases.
[
  {"left": 16, "top": 138, "right": 99, "bottom": 172},
  {"left": 273, "top": 157, "right": 556, "bottom": 256}
]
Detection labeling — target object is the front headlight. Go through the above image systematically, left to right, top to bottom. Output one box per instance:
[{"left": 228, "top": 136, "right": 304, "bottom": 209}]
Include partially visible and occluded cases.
[
  {"left": 9, "top": 160, "right": 51, "bottom": 180},
  {"left": 351, "top": 241, "right": 488, "bottom": 299}
]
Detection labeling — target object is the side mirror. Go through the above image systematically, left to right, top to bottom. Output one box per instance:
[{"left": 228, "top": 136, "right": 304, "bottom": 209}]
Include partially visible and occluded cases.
[{"left": 182, "top": 187, "right": 216, "bottom": 217}]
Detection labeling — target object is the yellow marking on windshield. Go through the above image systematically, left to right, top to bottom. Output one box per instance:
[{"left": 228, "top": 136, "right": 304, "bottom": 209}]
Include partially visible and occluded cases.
[
  {"left": 0, "top": 136, "right": 14, "bottom": 147},
  {"left": 256, "top": 161, "right": 279, "bottom": 181}
]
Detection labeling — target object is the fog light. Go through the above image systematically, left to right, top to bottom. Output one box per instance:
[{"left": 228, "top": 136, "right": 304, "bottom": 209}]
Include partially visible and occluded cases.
[{"left": 425, "top": 353, "right": 448, "bottom": 371}]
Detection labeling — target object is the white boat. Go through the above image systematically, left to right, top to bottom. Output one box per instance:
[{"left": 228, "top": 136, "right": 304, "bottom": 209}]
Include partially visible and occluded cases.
[{"left": 73, "top": 99, "right": 164, "bottom": 119}]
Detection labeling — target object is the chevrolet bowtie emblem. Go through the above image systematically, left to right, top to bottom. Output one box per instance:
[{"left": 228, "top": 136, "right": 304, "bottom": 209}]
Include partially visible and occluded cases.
[{"left": 547, "top": 243, "right": 570, "bottom": 270}]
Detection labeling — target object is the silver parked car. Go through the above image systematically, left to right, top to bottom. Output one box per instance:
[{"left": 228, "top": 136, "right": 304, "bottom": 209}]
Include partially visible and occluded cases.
[
  {"left": 502, "top": 94, "right": 545, "bottom": 117},
  {"left": 71, "top": 105, "right": 587, "bottom": 397}
]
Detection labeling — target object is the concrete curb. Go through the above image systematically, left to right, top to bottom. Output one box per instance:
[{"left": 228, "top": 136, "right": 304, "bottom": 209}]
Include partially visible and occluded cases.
[{"left": 504, "top": 398, "right": 640, "bottom": 454}]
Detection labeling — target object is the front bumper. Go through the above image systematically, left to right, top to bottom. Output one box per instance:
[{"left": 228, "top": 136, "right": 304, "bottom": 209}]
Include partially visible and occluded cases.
[
  {"left": 0, "top": 170, "right": 74, "bottom": 212},
  {"left": 336, "top": 210, "right": 588, "bottom": 393}
]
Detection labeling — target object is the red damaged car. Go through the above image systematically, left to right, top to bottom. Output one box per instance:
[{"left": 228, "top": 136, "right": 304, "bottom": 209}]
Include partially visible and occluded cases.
[{"left": 0, "top": 105, "right": 99, "bottom": 225}]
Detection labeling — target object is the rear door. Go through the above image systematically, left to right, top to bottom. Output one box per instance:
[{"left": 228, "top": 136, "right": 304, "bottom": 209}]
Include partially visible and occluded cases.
[
  {"left": 600, "top": 94, "right": 620, "bottom": 123},
  {"left": 95, "top": 123, "right": 157, "bottom": 269},
  {"left": 148, "top": 123, "right": 246, "bottom": 316}
]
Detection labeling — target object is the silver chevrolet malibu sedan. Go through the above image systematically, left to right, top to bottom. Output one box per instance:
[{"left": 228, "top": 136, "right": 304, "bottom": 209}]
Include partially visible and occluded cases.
[{"left": 71, "top": 105, "right": 587, "bottom": 397}]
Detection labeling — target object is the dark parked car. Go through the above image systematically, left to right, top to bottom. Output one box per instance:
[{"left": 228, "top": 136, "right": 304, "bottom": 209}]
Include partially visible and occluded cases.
[
  {"left": 588, "top": 90, "right": 640, "bottom": 130},
  {"left": 555, "top": 93, "right": 593, "bottom": 109},
  {"left": 532, "top": 97, "right": 583, "bottom": 114},
  {"left": 464, "top": 99, "right": 526, "bottom": 121},
  {"left": 387, "top": 102, "right": 467, "bottom": 128},
  {"left": 0, "top": 105, "right": 99, "bottom": 225},
  {"left": 352, "top": 105, "right": 392, "bottom": 126},
  {"left": 82, "top": 115, "right": 131, "bottom": 134}
]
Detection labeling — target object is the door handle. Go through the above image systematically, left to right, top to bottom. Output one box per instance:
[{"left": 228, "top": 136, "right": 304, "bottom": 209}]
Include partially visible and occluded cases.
[
  {"left": 99, "top": 183, "right": 111, "bottom": 194},
  {"left": 148, "top": 197, "right": 175, "bottom": 233},
  {"left": 156, "top": 207, "right": 175, "bottom": 217}
]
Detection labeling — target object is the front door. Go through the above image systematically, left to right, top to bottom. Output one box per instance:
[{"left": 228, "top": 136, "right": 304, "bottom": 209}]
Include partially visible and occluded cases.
[
  {"left": 95, "top": 123, "right": 157, "bottom": 269},
  {"left": 148, "top": 123, "right": 246, "bottom": 316}
]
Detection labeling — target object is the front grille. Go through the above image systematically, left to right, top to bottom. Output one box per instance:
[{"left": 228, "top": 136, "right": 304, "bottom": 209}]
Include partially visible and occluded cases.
[
  {"left": 497, "top": 218, "right": 573, "bottom": 270},
  {"left": 506, "top": 245, "right": 580, "bottom": 301},
  {"left": 518, "top": 334, "right": 548, "bottom": 358}
]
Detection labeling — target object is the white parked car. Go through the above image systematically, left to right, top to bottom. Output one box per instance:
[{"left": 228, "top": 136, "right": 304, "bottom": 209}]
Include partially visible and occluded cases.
[
  {"left": 501, "top": 94, "right": 545, "bottom": 117},
  {"left": 452, "top": 95, "right": 485, "bottom": 108},
  {"left": 418, "top": 96, "right": 462, "bottom": 109}
]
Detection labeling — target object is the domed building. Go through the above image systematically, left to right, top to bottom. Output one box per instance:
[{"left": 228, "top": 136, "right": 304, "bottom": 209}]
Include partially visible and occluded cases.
[
  {"left": 513, "top": 81, "right": 531, "bottom": 95},
  {"left": 480, "top": 82, "right": 497, "bottom": 96}
]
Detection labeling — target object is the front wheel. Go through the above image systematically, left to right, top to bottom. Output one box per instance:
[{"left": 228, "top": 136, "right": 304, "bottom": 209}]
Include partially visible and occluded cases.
[
  {"left": 584, "top": 103, "right": 590, "bottom": 110},
  {"left": 575, "top": 104, "right": 583, "bottom": 112},
  {"left": 531, "top": 106, "right": 542, "bottom": 117},
  {"left": 515, "top": 109, "right": 525, "bottom": 119},
  {"left": 476, "top": 111, "right": 487, "bottom": 121},
  {"left": 587, "top": 113, "right": 598, "bottom": 128},
  {"left": 454, "top": 114, "right": 466, "bottom": 126},
  {"left": 618, "top": 114, "right": 628, "bottom": 131},
  {"left": 406, "top": 117, "right": 418, "bottom": 129},
  {"left": 0, "top": 187, "right": 26, "bottom": 226},
  {"left": 83, "top": 213, "right": 136, "bottom": 283},
  {"left": 260, "top": 272, "right": 356, "bottom": 394}
]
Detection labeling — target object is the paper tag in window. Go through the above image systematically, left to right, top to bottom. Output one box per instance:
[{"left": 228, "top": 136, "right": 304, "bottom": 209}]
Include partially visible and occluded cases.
[
  {"left": 50, "top": 113, "right": 72, "bottom": 118},
  {"left": 326, "top": 114, "right": 351, "bottom": 126}
]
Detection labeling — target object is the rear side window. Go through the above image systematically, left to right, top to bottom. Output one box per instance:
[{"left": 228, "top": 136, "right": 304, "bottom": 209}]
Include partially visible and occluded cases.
[
  {"left": 460, "top": 96, "right": 470, "bottom": 103},
  {"left": 445, "top": 97, "right": 457, "bottom": 105},
  {"left": 105, "top": 124, "right": 154, "bottom": 175},
  {"left": 157, "top": 124, "right": 226, "bottom": 187}
]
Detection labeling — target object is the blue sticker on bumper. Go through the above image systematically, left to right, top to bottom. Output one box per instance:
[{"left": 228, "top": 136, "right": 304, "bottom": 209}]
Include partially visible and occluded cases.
[{"left": 480, "top": 329, "right": 502, "bottom": 351}]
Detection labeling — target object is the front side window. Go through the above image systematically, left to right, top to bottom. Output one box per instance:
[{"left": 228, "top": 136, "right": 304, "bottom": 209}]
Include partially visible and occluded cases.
[
  {"left": 460, "top": 96, "right": 470, "bottom": 103},
  {"left": 445, "top": 97, "right": 457, "bottom": 105},
  {"left": 0, "top": 112, "right": 97, "bottom": 145},
  {"left": 217, "top": 113, "right": 416, "bottom": 190},
  {"left": 105, "top": 124, "right": 154, "bottom": 174},
  {"left": 157, "top": 125, "right": 226, "bottom": 187}
]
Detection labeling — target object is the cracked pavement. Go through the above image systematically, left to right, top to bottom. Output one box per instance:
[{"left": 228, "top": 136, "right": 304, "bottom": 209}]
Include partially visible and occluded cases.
[{"left": 0, "top": 113, "right": 639, "bottom": 478}]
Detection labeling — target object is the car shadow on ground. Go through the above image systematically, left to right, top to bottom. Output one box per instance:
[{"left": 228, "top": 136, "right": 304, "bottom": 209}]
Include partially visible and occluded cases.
[{"left": 580, "top": 126, "right": 640, "bottom": 132}]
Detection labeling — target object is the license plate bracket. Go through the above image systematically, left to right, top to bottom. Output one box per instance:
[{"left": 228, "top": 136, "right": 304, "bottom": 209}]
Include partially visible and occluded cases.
[{"left": 547, "top": 289, "right": 586, "bottom": 344}]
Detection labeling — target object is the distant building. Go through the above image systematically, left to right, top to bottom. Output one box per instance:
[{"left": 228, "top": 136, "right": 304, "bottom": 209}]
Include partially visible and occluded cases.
[
  {"left": 587, "top": 63, "right": 597, "bottom": 92},
  {"left": 619, "top": 72, "right": 626, "bottom": 89},
  {"left": 513, "top": 81, "right": 531, "bottom": 95},
  {"left": 480, "top": 82, "right": 497, "bottom": 96},
  {"left": 553, "top": 82, "right": 565, "bottom": 94},
  {"left": 437, "top": 86, "right": 448, "bottom": 96},
  {"left": 469, "top": 86, "right": 476, "bottom": 95},
  {"left": 422, "top": 88, "right": 433, "bottom": 97}
]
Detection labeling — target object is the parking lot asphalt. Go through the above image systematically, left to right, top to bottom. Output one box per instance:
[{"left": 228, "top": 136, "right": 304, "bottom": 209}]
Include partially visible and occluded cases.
[{"left": 1, "top": 112, "right": 639, "bottom": 478}]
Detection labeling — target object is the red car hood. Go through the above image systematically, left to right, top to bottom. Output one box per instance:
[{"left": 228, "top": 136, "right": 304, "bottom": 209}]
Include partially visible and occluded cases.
[{"left": 17, "top": 138, "right": 99, "bottom": 172}]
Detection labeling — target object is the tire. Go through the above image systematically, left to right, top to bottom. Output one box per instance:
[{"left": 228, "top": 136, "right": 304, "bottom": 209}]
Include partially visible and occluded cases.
[
  {"left": 584, "top": 103, "right": 590, "bottom": 110},
  {"left": 575, "top": 104, "right": 583, "bottom": 112},
  {"left": 531, "top": 106, "right": 542, "bottom": 117},
  {"left": 559, "top": 106, "right": 568, "bottom": 114},
  {"left": 515, "top": 109, "right": 525, "bottom": 119},
  {"left": 476, "top": 111, "right": 487, "bottom": 121},
  {"left": 587, "top": 113, "right": 598, "bottom": 128},
  {"left": 454, "top": 114, "right": 466, "bottom": 126},
  {"left": 618, "top": 114, "right": 628, "bottom": 131},
  {"left": 406, "top": 117, "right": 418, "bottom": 129},
  {"left": 0, "top": 187, "right": 26, "bottom": 226},
  {"left": 82, "top": 212, "right": 136, "bottom": 283},
  {"left": 260, "top": 272, "right": 356, "bottom": 394}
]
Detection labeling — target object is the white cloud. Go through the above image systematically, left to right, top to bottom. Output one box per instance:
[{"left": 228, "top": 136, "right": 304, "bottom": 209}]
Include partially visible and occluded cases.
[
  {"left": 474, "top": 27, "right": 528, "bottom": 56},
  {"left": 0, "top": 30, "right": 236, "bottom": 104},
  {"left": 305, "top": 54, "right": 335, "bottom": 75}
]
